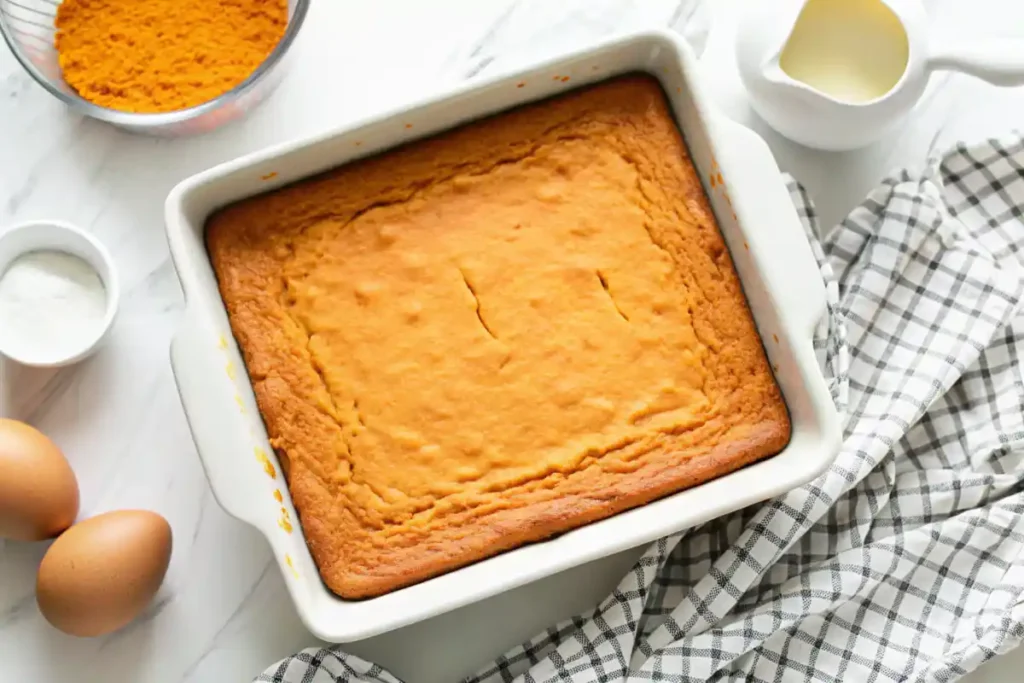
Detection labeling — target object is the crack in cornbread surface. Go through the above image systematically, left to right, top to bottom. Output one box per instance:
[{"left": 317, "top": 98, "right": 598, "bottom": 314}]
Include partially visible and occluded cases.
[{"left": 206, "top": 74, "right": 791, "bottom": 599}]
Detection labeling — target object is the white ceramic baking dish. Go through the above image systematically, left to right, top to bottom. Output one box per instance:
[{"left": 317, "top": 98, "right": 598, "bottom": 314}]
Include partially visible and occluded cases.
[{"left": 166, "top": 28, "right": 843, "bottom": 643}]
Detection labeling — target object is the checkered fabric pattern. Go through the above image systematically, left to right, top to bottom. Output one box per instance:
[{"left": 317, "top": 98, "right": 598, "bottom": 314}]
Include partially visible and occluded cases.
[{"left": 256, "top": 134, "right": 1024, "bottom": 683}]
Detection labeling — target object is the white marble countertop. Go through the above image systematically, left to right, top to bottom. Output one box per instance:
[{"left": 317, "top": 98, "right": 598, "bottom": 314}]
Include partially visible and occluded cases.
[{"left": 1, "top": 1, "right": 1023, "bottom": 681}]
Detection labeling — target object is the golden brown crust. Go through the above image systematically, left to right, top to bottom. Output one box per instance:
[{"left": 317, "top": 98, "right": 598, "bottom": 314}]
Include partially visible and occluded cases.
[{"left": 206, "top": 73, "right": 791, "bottom": 599}]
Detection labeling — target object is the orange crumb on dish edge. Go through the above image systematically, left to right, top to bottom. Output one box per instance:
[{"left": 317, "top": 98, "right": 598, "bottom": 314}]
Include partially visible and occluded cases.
[
  {"left": 560, "top": 76, "right": 570, "bottom": 82},
  {"left": 516, "top": 82, "right": 526, "bottom": 88},
  {"left": 404, "top": 123, "right": 413, "bottom": 129},
  {"left": 261, "top": 172, "right": 278, "bottom": 181},
  {"left": 255, "top": 447, "right": 277, "bottom": 479},
  {"left": 274, "top": 489, "right": 284, "bottom": 503},
  {"left": 279, "top": 507, "right": 293, "bottom": 533},
  {"left": 285, "top": 554, "right": 299, "bottom": 578}
]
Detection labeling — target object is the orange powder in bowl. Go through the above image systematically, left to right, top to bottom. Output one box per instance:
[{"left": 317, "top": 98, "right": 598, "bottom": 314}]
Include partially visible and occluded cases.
[{"left": 54, "top": 0, "right": 288, "bottom": 114}]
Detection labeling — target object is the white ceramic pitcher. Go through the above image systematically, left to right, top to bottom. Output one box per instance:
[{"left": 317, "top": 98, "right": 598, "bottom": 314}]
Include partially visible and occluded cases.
[{"left": 735, "top": 0, "right": 1024, "bottom": 151}]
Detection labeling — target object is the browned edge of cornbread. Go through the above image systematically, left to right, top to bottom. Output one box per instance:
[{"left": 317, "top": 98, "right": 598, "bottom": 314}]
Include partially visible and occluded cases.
[{"left": 205, "top": 72, "right": 792, "bottom": 600}]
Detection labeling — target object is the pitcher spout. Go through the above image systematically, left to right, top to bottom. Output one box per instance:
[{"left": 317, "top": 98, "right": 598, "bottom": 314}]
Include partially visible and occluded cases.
[
  {"left": 747, "top": 0, "right": 857, "bottom": 108},
  {"left": 759, "top": 58, "right": 853, "bottom": 109}
]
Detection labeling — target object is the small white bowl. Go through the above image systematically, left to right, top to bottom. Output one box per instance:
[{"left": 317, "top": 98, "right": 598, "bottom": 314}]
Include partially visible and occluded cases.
[{"left": 0, "top": 220, "right": 119, "bottom": 368}]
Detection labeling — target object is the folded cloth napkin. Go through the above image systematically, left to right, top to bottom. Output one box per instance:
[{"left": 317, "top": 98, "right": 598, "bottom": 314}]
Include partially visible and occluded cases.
[{"left": 257, "top": 135, "right": 1024, "bottom": 683}]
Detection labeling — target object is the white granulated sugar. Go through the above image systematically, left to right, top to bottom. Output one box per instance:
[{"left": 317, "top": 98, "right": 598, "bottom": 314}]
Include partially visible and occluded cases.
[{"left": 0, "top": 250, "right": 108, "bottom": 363}]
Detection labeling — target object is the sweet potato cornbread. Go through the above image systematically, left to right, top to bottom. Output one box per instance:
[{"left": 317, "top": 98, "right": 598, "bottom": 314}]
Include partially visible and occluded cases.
[{"left": 206, "top": 74, "right": 791, "bottom": 599}]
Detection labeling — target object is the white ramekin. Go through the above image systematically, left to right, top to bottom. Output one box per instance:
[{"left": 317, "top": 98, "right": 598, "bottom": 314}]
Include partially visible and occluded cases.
[{"left": 0, "top": 220, "right": 119, "bottom": 367}]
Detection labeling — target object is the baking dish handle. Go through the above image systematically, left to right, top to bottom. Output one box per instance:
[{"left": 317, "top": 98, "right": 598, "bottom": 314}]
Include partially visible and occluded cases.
[
  {"left": 711, "top": 118, "right": 827, "bottom": 337},
  {"left": 170, "top": 306, "right": 258, "bottom": 524}
]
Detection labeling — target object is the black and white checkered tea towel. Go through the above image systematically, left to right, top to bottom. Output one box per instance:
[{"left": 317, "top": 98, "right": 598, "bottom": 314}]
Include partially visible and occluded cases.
[{"left": 257, "top": 135, "right": 1024, "bottom": 683}]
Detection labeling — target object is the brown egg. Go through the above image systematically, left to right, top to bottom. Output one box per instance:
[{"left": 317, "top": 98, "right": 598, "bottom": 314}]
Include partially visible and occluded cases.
[
  {"left": 0, "top": 419, "right": 79, "bottom": 541},
  {"left": 36, "top": 510, "right": 172, "bottom": 637}
]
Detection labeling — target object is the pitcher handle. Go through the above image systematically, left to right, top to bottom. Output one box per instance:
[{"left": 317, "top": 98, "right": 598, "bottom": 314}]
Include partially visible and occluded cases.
[{"left": 927, "top": 39, "right": 1024, "bottom": 87}]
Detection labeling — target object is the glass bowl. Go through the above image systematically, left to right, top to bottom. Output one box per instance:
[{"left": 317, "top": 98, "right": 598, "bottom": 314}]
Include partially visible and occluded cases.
[{"left": 0, "top": 0, "right": 310, "bottom": 136}]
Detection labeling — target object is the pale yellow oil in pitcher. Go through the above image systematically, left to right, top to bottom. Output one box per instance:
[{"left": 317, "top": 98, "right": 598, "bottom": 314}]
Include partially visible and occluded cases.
[{"left": 778, "top": 0, "right": 910, "bottom": 103}]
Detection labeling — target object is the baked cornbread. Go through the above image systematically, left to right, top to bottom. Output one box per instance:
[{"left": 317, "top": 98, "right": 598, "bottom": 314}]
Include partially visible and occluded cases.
[{"left": 206, "top": 74, "right": 791, "bottom": 599}]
